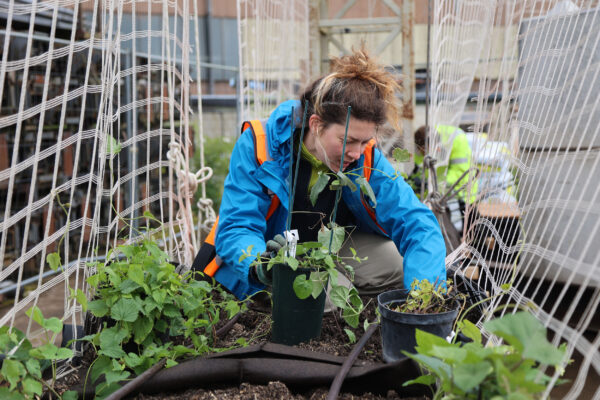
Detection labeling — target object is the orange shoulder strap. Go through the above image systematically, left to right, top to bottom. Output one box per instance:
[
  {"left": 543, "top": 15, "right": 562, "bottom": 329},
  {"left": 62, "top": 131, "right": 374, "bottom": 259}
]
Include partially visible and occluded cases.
[
  {"left": 242, "top": 119, "right": 270, "bottom": 165},
  {"left": 363, "top": 139, "right": 376, "bottom": 181}
]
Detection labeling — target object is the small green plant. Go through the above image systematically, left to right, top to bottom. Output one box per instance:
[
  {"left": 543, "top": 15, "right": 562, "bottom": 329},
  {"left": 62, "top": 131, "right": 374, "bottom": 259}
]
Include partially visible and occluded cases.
[
  {"left": 242, "top": 223, "right": 366, "bottom": 329},
  {"left": 84, "top": 239, "right": 247, "bottom": 397},
  {"left": 390, "top": 278, "right": 460, "bottom": 314},
  {"left": 0, "top": 307, "right": 78, "bottom": 400},
  {"left": 403, "top": 311, "right": 568, "bottom": 399}
]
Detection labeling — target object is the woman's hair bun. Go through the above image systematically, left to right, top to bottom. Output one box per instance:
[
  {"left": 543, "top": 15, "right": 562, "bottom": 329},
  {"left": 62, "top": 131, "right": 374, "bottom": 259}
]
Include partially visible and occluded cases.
[{"left": 303, "top": 46, "right": 402, "bottom": 132}]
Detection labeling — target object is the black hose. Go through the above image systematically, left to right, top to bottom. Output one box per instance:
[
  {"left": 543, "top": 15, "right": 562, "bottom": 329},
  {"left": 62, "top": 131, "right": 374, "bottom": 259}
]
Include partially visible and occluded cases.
[{"left": 326, "top": 322, "right": 379, "bottom": 400}]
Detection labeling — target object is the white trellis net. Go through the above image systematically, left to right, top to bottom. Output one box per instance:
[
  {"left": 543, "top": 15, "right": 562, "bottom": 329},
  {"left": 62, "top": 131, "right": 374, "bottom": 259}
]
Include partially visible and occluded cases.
[
  {"left": 0, "top": 0, "right": 206, "bottom": 346},
  {"left": 237, "top": 0, "right": 310, "bottom": 121},
  {"left": 431, "top": 1, "right": 600, "bottom": 398}
]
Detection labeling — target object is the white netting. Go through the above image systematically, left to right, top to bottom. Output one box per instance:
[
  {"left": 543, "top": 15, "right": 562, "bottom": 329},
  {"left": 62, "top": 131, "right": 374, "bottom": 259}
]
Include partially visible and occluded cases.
[
  {"left": 0, "top": 0, "right": 202, "bottom": 343},
  {"left": 237, "top": 0, "right": 310, "bottom": 121},
  {"left": 432, "top": 1, "right": 600, "bottom": 398}
]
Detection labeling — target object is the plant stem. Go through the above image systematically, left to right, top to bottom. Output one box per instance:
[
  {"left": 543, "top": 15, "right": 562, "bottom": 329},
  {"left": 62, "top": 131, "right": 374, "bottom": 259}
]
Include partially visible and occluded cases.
[
  {"left": 288, "top": 100, "right": 309, "bottom": 232},
  {"left": 328, "top": 106, "right": 352, "bottom": 253}
]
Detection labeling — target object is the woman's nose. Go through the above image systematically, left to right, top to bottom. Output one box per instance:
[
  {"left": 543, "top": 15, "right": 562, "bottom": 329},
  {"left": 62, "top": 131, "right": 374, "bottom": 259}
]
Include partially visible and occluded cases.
[{"left": 346, "top": 143, "right": 362, "bottom": 159}]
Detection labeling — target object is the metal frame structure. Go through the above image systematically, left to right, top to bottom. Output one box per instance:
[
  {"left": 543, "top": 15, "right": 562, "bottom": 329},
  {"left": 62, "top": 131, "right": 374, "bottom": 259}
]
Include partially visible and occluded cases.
[{"left": 308, "top": 0, "right": 416, "bottom": 160}]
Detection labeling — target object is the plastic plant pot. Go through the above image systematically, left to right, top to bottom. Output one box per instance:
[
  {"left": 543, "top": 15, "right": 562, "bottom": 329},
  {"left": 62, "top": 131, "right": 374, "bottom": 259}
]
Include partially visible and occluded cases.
[
  {"left": 271, "top": 263, "right": 326, "bottom": 346},
  {"left": 377, "top": 289, "right": 459, "bottom": 363}
]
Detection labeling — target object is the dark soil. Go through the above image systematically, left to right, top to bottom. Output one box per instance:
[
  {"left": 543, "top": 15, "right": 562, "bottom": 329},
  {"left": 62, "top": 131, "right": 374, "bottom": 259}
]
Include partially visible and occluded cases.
[{"left": 58, "top": 294, "right": 432, "bottom": 399}]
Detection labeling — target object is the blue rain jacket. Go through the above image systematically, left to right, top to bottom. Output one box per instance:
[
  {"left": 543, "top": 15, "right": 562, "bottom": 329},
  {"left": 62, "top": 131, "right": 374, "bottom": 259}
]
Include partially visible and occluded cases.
[{"left": 214, "top": 100, "right": 447, "bottom": 299}]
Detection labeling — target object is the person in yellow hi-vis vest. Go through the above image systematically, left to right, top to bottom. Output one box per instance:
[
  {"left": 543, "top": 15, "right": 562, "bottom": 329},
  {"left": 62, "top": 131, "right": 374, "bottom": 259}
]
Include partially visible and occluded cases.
[{"left": 411, "top": 125, "right": 478, "bottom": 221}]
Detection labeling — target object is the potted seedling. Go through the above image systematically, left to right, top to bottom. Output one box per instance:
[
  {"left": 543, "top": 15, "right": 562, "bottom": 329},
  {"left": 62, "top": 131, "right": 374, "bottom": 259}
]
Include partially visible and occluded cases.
[
  {"left": 241, "top": 223, "right": 365, "bottom": 346},
  {"left": 377, "top": 278, "right": 462, "bottom": 362}
]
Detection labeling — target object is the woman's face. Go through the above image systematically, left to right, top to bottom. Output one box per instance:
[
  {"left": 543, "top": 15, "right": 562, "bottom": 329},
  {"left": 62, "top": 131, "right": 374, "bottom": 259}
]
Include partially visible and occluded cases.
[{"left": 306, "top": 115, "right": 377, "bottom": 171}]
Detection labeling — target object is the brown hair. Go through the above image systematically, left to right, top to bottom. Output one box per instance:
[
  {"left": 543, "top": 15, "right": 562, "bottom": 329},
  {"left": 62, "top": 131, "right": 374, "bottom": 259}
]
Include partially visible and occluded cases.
[
  {"left": 300, "top": 48, "right": 402, "bottom": 132},
  {"left": 414, "top": 125, "right": 427, "bottom": 150}
]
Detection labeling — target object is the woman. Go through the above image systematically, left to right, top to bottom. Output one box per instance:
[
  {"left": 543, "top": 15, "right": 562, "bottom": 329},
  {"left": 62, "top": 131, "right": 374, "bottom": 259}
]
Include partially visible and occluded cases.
[{"left": 208, "top": 49, "right": 446, "bottom": 299}]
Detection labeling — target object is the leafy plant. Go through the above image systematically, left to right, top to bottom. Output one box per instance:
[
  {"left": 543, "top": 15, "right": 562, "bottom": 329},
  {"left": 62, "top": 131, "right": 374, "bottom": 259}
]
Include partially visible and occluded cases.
[
  {"left": 242, "top": 224, "right": 366, "bottom": 329},
  {"left": 84, "top": 239, "right": 246, "bottom": 397},
  {"left": 389, "top": 278, "right": 461, "bottom": 314},
  {"left": 0, "top": 307, "right": 78, "bottom": 400},
  {"left": 403, "top": 311, "right": 568, "bottom": 400}
]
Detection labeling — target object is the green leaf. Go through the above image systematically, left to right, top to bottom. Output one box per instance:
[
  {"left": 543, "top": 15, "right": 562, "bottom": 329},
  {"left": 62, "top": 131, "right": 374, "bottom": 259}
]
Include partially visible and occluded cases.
[
  {"left": 106, "top": 134, "right": 122, "bottom": 155},
  {"left": 393, "top": 147, "right": 411, "bottom": 163},
  {"left": 335, "top": 171, "right": 357, "bottom": 191},
  {"left": 310, "top": 173, "right": 330, "bottom": 206},
  {"left": 356, "top": 176, "right": 377, "bottom": 208},
  {"left": 143, "top": 210, "right": 158, "bottom": 221},
  {"left": 317, "top": 225, "right": 345, "bottom": 253},
  {"left": 46, "top": 252, "right": 62, "bottom": 271},
  {"left": 285, "top": 257, "right": 299, "bottom": 270},
  {"left": 128, "top": 264, "right": 145, "bottom": 286},
  {"left": 309, "top": 271, "right": 327, "bottom": 299},
  {"left": 87, "top": 273, "right": 100, "bottom": 289},
  {"left": 292, "top": 275, "right": 312, "bottom": 299},
  {"left": 119, "top": 279, "right": 140, "bottom": 294},
  {"left": 329, "top": 285, "right": 349, "bottom": 309},
  {"left": 70, "top": 288, "right": 88, "bottom": 311},
  {"left": 152, "top": 290, "right": 167, "bottom": 305},
  {"left": 111, "top": 298, "right": 139, "bottom": 322},
  {"left": 88, "top": 299, "right": 109, "bottom": 317},
  {"left": 224, "top": 301, "right": 241, "bottom": 319},
  {"left": 162, "top": 304, "right": 181, "bottom": 318},
  {"left": 25, "top": 306, "right": 44, "bottom": 327},
  {"left": 342, "top": 306, "right": 360, "bottom": 328},
  {"left": 483, "top": 312, "right": 566, "bottom": 365},
  {"left": 43, "top": 317, "right": 62, "bottom": 334},
  {"left": 133, "top": 317, "right": 154, "bottom": 344},
  {"left": 155, "top": 319, "right": 168, "bottom": 333},
  {"left": 458, "top": 319, "right": 482, "bottom": 344},
  {"left": 98, "top": 327, "right": 128, "bottom": 359},
  {"left": 344, "top": 329, "right": 356, "bottom": 343},
  {"left": 30, "top": 343, "right": 71, "bottom": 360},
  {"left": 429, "top": 345, "right": 467, "bottom": 363},
  {"left": 56, "top": 347, "right": 74, "bottom": 360},
  {"left": 123, "top": 352, "right": 143, "bottom": 368},
  {"left": 404, "top": 352, "right": 452, "bottom": 382},
  {"left": 91, "top": 355, "right": 112, "bottom": 383},
  {"left": 25, "top": 358, "right": 41, "bottom": 379},
  {"left": 1, "top": 359, "right": 26, "bottom": 389},
  {"left": 165, "top": 359, "right": 178, "bottom": 368},
  {"left": 453, "top": 361, "right": 494, "bottom": 392},
  {"left": 104, "top": 369, "right": 130, "bottom": 386},
  {"left": 403, "top": 374, "right": 436, "bottom": 387},
  {"left": 21, "top": 377, "right": 42, "bottom": 396},
  {"left": 0, "top": 387, "right": 27, "bottom": 400},
  {"left": 61, "top": 390, "right": 79, "bottom": 400}
]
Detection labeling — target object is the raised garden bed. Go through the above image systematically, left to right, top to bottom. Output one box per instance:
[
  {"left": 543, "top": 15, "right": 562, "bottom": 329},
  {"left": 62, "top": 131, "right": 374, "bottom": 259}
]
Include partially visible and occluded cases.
[{"left": 63, "top": 293, "right": 432, "bottom": 399}]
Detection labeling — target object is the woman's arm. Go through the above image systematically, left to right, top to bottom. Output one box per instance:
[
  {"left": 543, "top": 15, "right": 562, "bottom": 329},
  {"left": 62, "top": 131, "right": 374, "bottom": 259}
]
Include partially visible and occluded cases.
[
  {"left": 214, "top": 130, "right": 273, "bottom": 298},
  {"left": 369, "top": 149, "right": 447, "bottom": 287}
]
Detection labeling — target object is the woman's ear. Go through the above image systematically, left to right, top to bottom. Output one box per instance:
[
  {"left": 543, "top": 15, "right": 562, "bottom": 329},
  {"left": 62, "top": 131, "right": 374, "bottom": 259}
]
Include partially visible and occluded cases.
[{"left": 308, "top": 114, "right": 321, "bottom": 135}]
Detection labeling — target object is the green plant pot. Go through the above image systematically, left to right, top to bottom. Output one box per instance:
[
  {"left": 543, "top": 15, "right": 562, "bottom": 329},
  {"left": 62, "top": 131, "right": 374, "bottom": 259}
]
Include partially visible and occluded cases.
[
  {"left": 271, "top": 264, "right": 326, "bottom": 346},
  {"left": 377, "top": 289, "right": 459, "bottom": 362}
]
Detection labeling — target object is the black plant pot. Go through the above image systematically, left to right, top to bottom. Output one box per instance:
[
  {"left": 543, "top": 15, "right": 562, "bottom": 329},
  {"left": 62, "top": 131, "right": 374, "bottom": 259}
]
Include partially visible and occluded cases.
[
  {"left": 271, "top": 264, "right": 326, "bottom": 346},
  {"left": 377, "top": 289, "right": 459, "bottom": 363}
]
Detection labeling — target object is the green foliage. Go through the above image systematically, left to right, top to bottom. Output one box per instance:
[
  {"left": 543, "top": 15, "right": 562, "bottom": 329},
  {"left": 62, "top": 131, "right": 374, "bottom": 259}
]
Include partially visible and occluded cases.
[
  {"left": 192, "top": 137, "right": 235, "bottom": 211},
  {"left": 393, "top": 148, "right": 411, "bottom": 163},
  {"left": 241, "top": 224, "right": 366, "bottom": 330},
  {"left": 85, "top": 239, "right": 247, "bottom": 396},
  {"left": 391, "top": 278, "right": 460, "bottom": 314},
  {"left": 0, "top": 309, "right": 77, "bottom": 399},
  {"left": 403, "top": 312, "right": 568, "bottom": 400}
]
